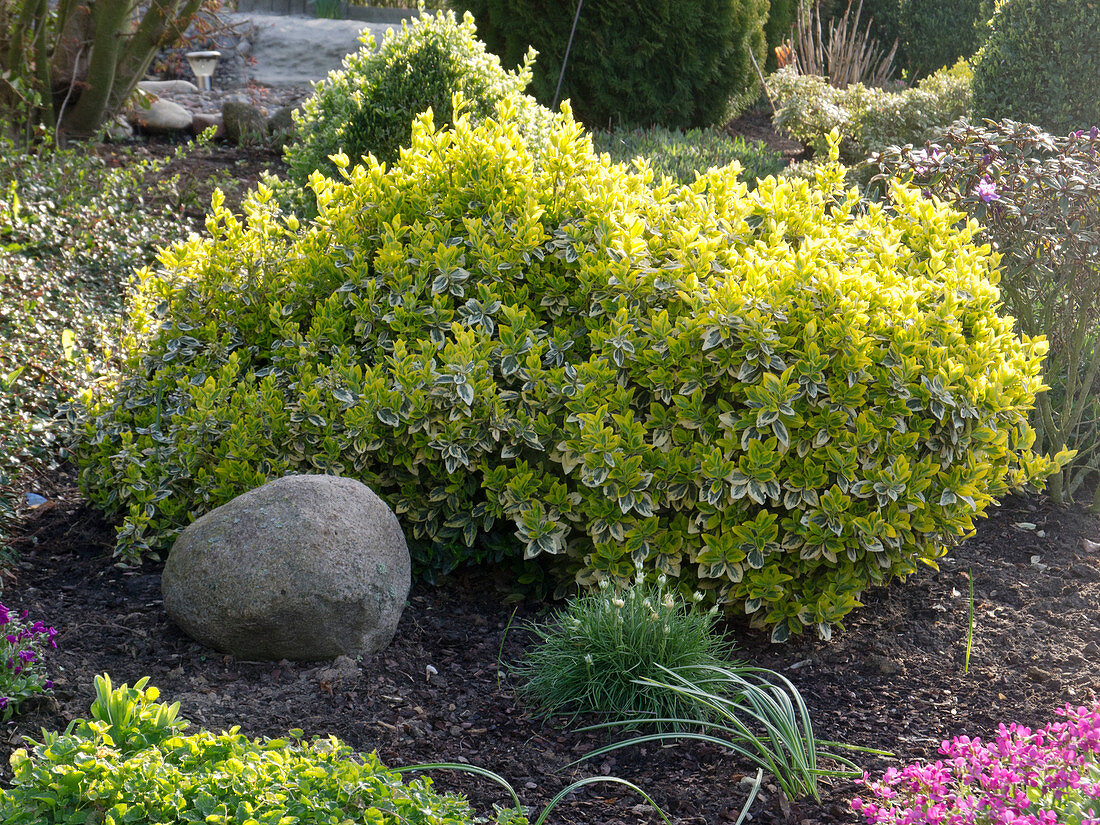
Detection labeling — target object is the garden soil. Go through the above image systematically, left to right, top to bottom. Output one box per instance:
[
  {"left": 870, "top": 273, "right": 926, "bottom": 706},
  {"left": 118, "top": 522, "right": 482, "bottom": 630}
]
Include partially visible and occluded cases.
[
  {"left": 3, "top": 142, "right": 1099, "bottom": 825},
  {"left": 3, "top": 467, "right": 1098, "bottom": 825}
]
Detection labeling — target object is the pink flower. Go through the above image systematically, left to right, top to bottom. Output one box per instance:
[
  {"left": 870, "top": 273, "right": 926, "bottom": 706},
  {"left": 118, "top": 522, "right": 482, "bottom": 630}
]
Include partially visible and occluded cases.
[{"left": 974, "top": 176, "right": 1000, "bottom": 203}]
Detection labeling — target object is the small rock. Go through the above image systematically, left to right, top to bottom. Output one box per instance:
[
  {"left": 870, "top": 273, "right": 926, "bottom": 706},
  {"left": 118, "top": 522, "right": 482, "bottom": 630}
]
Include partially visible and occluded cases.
[
  {"left": 236, "top": 38, "right": 253, "bottom": 57},
  {"left": 138, "top": 79, "right": 200, "bottom": 95},
  {"left": 129, "top": 97, "right": 194, "bottom": 133},
  {"left": 222, "top": 99, "right": 268, "bottom": 144},
  {"left": 266, "top": 105, "right": 296, "bottom": 148},
  {"left": 267, "top": 105, "right": 295, "bottom": 132},
  {"left": 106, "top": 114, "right": 134, "bottom": 141},
  {"left": 1069, "top": 562, "right": 1099, "bottom": 581},
  {"left": 1083, "top": 642, "right": 1100, "bottom": 659},
  {"left": 332, "top": 654, "right": 360, "bottom": 682},
  {"left": 868, "top": 654, "right": 901, "bottom": 676},
  {"left": 1026, "top": 665, "right": 1053, "bottom": 682}
]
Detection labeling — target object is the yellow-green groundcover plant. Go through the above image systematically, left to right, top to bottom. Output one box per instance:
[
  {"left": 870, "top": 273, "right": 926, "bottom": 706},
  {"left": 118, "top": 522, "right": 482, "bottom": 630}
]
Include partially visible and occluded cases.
[{"left": 71, "top": 103, "right": 1066, "bottom": 641}]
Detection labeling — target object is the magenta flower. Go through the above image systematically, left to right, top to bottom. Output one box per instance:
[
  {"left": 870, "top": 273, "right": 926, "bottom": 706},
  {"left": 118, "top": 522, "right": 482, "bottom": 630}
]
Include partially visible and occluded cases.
[
  {"left": 974, "top": 175, "right": 1000, "bottom": 203},
  {"left": 0, "top": 602, "right": 57, "bottom": 720},
  {"left": 855, "top": 700, "right": 1100, "bottom": 825}
]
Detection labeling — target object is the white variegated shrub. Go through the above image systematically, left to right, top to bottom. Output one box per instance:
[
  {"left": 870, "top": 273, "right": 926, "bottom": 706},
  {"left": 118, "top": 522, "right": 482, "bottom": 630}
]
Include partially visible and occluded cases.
[{"left": 72, "top": 105, "right": 1065, "bottom": 640}]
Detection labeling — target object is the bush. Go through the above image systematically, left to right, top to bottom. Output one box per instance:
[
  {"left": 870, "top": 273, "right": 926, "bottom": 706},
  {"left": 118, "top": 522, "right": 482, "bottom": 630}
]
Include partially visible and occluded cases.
[
  {"left": 452, "top": 0, "right": 768, "bottom": 130},
  {"left": 897, "top": 0, "right": 984, "bottom": 78},
  {"left": 970, "top": 0, "right": 1100, "bottom": 133},
  {"left": 284, "top": 10, "right": 553, "bottom": 190},
  {"left": 768, "top": 61, "right": 971, "bottom": 165},
  {"left": 72, "top": 106, "right": 1063, "bottom": 640},
  {"left": 873, "top": 121, "right": 1100, "bottom": 510},
  {"left": 591, "top": 125, "right": 786, "bottom": 187},
  {"left": 515, "top": 576, "right": 733, "bottom": 725},
  {"left": 0, "top": 603, "right": 56, "bottom": 720},
  {"left": 0, "top": 675, "right": 494, "bottom": 825},
  {"left": 853, "top": 699, "right": 1100, "bottom": 825}
]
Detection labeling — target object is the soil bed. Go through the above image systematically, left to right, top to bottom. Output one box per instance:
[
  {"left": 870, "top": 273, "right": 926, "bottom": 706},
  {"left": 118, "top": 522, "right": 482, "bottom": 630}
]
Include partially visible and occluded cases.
[{"left": 3, "top": 470, "right": 1098, "bottom": 825}]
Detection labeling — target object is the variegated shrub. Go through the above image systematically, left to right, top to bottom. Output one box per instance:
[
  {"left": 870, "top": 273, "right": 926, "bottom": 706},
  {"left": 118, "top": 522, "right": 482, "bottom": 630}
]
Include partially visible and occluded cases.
[{"left": 71, "top": 105, "right": 1065, "bottom": 640}]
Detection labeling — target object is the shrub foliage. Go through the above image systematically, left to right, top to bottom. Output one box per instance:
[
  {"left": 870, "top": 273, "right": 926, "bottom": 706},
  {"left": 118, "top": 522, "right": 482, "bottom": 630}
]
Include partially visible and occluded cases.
[
  {"left": 451, "top": 0, "right": 768, "bottom": 130},
  {"left": 897, "top": 0, "right": 984, "bottom": 79},
  {"left": 970, "top": 0, "right": 1100, "bottom": 133},
  {"left": 284, "top": 10, "right": 551, "bottom": 188},
  {"left": 768, "top": 61, "right": 972, "bottom": 166},
  {"left": 72, "top": 105, "right": 1062, "bottom": 640},
  {"left": 873, "top": 121, "right": 1100, "bottom": 510},
  {"left": 0, "top": 139, "right": 195, "bottom": 551},
  {"left": 0, "top": 675, "right": 490, "bottom": 825}
]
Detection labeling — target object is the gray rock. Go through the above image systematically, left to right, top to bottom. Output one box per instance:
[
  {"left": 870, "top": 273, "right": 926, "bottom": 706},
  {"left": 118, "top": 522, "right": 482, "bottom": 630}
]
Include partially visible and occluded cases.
[
  {"left": 225, "top": 11, "right": 389, "bottom": 86},
  {"left": 138, "top": 79, "right": 200, "bottom": 95},
  {"left": 128, "top": 97, "right": 194, "bottom": 133},
  {"left": 222, "top": 100, "right": 269, "bottom": 143},
  {"left": 267, "top": 105, "right": 296, "bottom": 133},
  {"left": 106, "top": 114, "right": 134, "bottom": 141},
  {"left": 162, "top": 474, "right": 411, "bottom": 662},
  {"left": 868, "top": 654, "right": 901, "bottom": 677}
]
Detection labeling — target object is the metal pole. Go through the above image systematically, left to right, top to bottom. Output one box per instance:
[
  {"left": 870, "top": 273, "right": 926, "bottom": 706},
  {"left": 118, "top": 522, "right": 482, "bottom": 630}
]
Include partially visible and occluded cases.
[{"left": 552, "top": 0, "right": 585, "bottom": 110}]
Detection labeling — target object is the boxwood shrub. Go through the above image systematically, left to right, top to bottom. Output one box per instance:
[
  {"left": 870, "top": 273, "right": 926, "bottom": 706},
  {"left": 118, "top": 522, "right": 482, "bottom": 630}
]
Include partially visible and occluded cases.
[
  {"left": 283, "top": 10, "right": 553, "bottom": 189},
  {"left": 71, "top": 104, "right": 1062, "bottom": 640},
  {"left": 0, "top": 677, "right": 491, "bottom": 825}
]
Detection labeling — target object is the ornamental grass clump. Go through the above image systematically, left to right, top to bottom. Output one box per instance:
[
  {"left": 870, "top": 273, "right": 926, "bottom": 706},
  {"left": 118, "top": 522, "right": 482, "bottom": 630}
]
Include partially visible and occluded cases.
[
  {"left": 72, "top": 100, "right": 1065, "bottom": 641},
  {"left": 591, "top": 126, "right": 785, "bottom": 187},
  {"left": 514, "top": 576, "right": 733, "bottom": 725},
  {"left": 0, "top": 602, "right": 57, "bottom": 720},
  {"left": 579, "top": 663, "right": 867, "bottom": 803},
  {"left": 853, "top": 699, "right": 1100, "bottom": 825}
]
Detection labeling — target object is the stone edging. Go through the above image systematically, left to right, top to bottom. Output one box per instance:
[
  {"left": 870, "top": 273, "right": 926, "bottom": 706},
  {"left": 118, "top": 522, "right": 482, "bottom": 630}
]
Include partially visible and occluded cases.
[{"left": 235, "top": 0, "right": 419, "bottom": 23}]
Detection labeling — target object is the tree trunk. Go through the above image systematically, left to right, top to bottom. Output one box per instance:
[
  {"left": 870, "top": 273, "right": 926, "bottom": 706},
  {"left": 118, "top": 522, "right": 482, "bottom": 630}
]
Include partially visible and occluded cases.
[
  {"left": 57, "top": 0, "right": 203, "bottom": 139},
  {"left": 57, "top": 0, "right": 131, "bottom": 138}
]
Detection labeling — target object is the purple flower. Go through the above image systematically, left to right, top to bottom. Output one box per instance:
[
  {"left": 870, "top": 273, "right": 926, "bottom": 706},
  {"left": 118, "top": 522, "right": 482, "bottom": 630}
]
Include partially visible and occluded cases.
[
  {"left": 912, "top": 148, "right": 945, "bottom": 175},
  {"left": 974, "top": 176, "right": 1000, "bottom": 203},
  {"left": 0, "top": 605, "right": 9, "bottom": 627},
  {"left": 17, "top": 650, "right": 35, "bottom": 664}
]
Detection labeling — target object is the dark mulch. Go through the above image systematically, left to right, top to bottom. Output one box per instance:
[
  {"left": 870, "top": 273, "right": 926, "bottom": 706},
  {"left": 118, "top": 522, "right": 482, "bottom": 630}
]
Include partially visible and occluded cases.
[{"left": 3, "top": 468, "right": 1098, "bottom": 825}]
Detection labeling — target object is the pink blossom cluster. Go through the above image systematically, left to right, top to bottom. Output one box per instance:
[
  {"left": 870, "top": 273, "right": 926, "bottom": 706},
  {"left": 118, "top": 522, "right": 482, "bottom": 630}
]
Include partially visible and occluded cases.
[{"left": 853, "top": 700, "right": 1100, "bottom": 825}]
